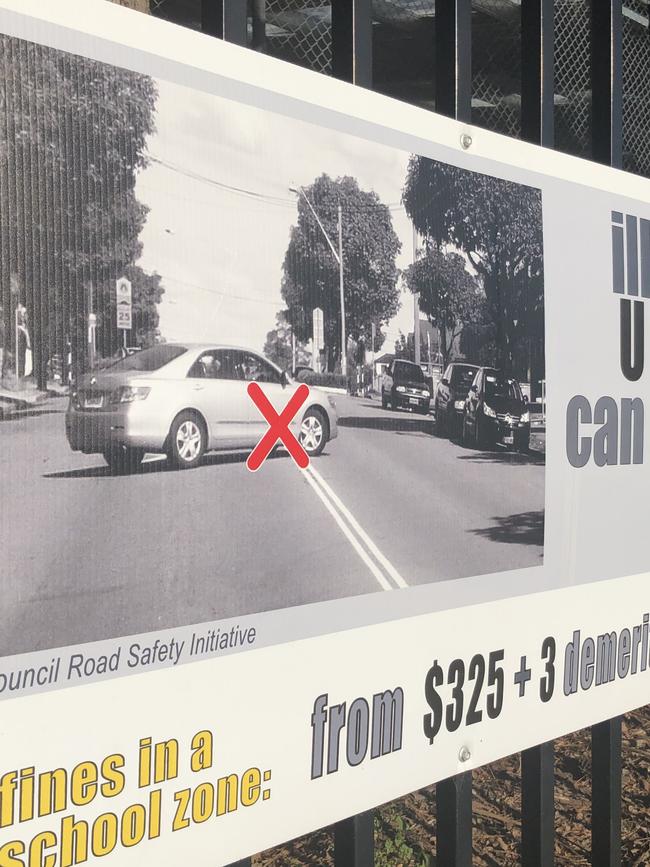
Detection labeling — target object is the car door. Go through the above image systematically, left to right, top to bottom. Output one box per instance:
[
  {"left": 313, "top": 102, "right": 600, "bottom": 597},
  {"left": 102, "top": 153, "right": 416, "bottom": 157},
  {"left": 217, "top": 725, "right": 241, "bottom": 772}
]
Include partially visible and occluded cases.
[
  {"left": 186, "top": 349, "right": 251, "bottom": 448},
  {"left": 238, "top": 351, "right": 289, "bottom": 440}
]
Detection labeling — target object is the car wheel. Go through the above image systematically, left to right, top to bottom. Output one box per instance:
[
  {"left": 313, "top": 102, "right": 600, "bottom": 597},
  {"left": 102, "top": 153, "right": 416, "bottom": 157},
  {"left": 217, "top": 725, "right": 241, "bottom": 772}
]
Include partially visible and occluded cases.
[
  {"left": 299, "top": 408, "right": 328, "bottom": 457},
  {"left": 168, "top": 412, "right": 206, "bottom": 469},
  {"left": 103, "top": 445, "right": 145, "bottom": 475}
]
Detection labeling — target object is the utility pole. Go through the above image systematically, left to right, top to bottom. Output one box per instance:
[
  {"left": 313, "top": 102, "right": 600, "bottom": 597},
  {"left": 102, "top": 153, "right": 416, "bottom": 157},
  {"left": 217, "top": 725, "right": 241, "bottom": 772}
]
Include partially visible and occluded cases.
[
  {"left": 289, "top": 186, "right": 346, "bottom": 376},
  {"left": 338, "top": 204, "right": 347, "bottom": 377},
  {"left": 413, "top": 223, "right": 421, "bottom": 366},
  {"left": 87, "top": 282, "right": 96, "bottom": 369},
  {"left": 371, "top": 321, "right": 376, "bottom": 392}
]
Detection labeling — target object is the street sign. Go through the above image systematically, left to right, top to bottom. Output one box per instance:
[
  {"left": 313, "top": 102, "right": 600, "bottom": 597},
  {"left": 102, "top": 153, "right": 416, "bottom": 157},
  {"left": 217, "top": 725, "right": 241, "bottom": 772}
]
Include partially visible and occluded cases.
[{"left": 115, "top": 276, "right": 132, "bottom": 330}]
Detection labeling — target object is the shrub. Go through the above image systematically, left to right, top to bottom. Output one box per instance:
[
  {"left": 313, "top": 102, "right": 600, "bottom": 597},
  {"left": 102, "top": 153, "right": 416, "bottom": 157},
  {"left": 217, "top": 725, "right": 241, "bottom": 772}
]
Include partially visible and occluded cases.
[{"left": 295, "top": 370, "right": 347, "bottom": 390}]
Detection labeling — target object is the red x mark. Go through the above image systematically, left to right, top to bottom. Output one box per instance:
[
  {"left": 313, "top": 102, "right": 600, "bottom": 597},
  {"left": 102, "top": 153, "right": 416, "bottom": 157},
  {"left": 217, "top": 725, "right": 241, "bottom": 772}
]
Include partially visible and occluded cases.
[{"left": 246, "top": 381, "right": 310, "bottom": 472}]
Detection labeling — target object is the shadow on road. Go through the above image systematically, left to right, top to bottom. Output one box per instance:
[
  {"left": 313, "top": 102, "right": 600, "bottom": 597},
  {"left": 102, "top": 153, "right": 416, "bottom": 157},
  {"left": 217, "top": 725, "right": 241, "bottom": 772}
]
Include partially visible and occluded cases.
[
  {"left": 338, "top": 414, "right": 434, "bottom": 436},
  {"left": 456, "top": 446, "right": 545, "bottom": 466},
  {"left": 44, "top": 450, "right": 290, "bottom": 480},
  {"left": 469, "top": 510, "right": 545, "bottom": 548}
]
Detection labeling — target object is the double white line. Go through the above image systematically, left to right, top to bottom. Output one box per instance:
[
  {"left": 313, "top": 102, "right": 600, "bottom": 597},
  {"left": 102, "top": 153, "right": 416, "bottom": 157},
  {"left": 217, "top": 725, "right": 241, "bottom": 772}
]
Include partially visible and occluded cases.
[{"left": 302, "top": 464, "right": 408, "bottom": 592}]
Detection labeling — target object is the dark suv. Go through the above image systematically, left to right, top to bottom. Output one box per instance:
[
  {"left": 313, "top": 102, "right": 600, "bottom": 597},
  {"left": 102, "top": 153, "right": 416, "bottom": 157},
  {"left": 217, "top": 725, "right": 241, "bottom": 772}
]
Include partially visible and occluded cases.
[
  {"left": 381, "top": 359, "right": 431, "bottom": 414},
  {"left": 434, "top": 362, "right": 479, "bottom": 437},
  {"left": 462, "top": 367, "right": 530, "bottom": 451}
]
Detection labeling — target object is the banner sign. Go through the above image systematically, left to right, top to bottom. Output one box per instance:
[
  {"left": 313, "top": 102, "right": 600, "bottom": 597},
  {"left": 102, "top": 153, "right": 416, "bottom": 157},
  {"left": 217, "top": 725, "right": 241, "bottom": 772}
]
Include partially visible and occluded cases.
[{"left": 0, "top": 1, "right": 649, "bottom": 864}]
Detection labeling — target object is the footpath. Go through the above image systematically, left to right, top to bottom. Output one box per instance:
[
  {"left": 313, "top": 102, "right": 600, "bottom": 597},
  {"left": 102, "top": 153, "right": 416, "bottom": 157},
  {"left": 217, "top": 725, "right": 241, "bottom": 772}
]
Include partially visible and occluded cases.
[{"left": 0, "top": 379, "right": 68, "bottom": 419}]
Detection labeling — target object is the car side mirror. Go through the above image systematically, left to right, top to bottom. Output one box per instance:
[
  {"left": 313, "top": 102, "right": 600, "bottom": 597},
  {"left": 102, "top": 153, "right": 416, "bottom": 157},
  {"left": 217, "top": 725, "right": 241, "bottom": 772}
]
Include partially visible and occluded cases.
[
  {"left": 280, "top": 370, "right": 289, "bottom": 388},
  {"left": 441, "top": 377, "right": 449, "bottom": 386},
  {"left": 470, "top": 384, "right": 477, "bottom": 393}
]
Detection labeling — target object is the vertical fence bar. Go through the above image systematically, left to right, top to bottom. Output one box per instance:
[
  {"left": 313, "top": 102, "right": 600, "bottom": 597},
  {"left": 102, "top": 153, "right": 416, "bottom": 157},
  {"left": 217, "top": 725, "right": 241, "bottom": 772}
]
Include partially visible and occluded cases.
[
  {"left": 201, "top": 0, "right": 248, "bottom": 45},
  {"left": 331, "top": 0, "right": 373, "bottom": 88},
  {"left": 434, "top": 0, "right": 472, "bottom": 122},
  {"left": 521, "top": 0, "right": 554, "bottom": 147},
  {"left": 590, "top": 0, "right": 623, "bottom": 168},
  {"left": 592, "top": 718, "right": 622, "bottom": 867},
  {"left": 521, "top": 741, "right": 555, "bottom": 867},
  {"left": 436, "top": 772, "right": 473, "bottom": 867},
  {"left": 334, "top": 811, "right": 374, "bottom": 867}
]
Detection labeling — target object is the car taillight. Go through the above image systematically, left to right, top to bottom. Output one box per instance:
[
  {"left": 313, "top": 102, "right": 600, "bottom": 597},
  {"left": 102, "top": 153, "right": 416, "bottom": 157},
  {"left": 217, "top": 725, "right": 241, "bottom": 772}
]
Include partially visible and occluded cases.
[{"left": 116, "top": 386, "right": 151, "bottom": 404}]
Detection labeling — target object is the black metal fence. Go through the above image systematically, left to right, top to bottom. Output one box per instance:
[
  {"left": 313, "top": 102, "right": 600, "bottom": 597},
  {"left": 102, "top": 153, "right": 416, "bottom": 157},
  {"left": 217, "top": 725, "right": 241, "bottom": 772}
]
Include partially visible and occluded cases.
[{"left": 151, "top": 1, "right": 638, "bottom": 864}]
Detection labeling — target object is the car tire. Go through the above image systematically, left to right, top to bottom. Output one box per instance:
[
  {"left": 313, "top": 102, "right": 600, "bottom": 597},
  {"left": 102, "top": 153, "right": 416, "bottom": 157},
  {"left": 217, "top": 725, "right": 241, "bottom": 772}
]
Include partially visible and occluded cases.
[
  {"left": 299, "top": 407, "right": 328, "bottom": 457},
  {"left": 167, "top": 411, "right": 206, "bottom": 469},
  {"left": 103, "top": 446, "right": 145, "bottom": 475}
]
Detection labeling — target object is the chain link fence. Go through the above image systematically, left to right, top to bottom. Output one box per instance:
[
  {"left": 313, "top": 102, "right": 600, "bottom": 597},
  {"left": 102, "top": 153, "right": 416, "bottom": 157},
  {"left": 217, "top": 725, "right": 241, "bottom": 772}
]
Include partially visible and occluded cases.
[
  {"left": 146, "top": 0, "right": 649, "bottom": 176},
  {"left": 265, "top": 0, "right": 332, "bottom": 73},
  {"left": 471, "top": 0, "right": 521, "bottom": 138},
  {"left": 554, "top": 0, "right": 591, "bottom": 159},
  {"left": 622, "top": 0, "right": 650, "bottom": 177}
]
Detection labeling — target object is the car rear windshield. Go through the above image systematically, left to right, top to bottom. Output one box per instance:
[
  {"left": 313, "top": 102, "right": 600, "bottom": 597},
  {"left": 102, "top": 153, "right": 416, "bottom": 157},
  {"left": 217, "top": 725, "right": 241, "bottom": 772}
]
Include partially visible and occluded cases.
[
  {"left": 109, "top": 345, "right": 187, "bottom": 372},
  {"left": 393, "top": 361, "right": 424, "bottom": 382},
  {"left": 451, "top": 366, "right": 479, "bottom": 390},
  {"left": 485, "top": 374, "right": 523, "bottom": 401}
]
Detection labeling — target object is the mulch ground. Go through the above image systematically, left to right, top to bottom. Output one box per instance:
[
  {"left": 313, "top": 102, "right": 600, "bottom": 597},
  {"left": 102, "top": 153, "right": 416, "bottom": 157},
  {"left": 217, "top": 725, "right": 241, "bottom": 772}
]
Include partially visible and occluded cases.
[{"left": 254, "top": 706, "right": 650, "bottom": 866}]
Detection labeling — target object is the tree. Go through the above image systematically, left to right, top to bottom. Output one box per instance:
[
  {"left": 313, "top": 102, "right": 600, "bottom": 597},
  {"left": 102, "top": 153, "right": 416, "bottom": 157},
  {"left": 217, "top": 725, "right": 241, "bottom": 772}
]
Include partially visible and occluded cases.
[
  {"left": 0, "top": 34, "right": 160, "bottom": 386},
  {"left": 402, "top": 157, "right": 544, "bottom": 376},
  {"left": 282, "top": 174, "right": 400, "bottom": 371},
  {"left": 404, "top": 242, "right": 484, "bottom": 368},
  {"left": 263, "top": 311, "right": 310, "bottom": 371}
]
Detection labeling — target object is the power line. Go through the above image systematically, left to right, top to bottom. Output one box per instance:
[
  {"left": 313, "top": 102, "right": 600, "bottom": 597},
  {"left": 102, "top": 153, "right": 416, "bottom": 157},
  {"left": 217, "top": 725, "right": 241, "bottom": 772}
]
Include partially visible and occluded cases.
[{"left": 147, "top": 152, "right": 407, "bottom": 212}]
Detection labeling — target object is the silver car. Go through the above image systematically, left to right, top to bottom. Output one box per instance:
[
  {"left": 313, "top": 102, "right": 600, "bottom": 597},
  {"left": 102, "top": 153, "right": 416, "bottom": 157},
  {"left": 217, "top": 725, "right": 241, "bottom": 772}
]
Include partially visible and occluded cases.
[{"left": 66, "top": 343, "right": 338, "bottom": 472}]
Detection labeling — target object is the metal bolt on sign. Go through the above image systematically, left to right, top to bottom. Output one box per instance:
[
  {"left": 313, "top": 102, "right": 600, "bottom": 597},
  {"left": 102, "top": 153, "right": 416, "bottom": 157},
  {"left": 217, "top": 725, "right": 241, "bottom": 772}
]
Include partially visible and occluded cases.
[
  {"left": 460, "top": 133, "right": 473, "bottom": 150},
  {"left": 459, "top": 746, "right": 472, "bottom": 762}
]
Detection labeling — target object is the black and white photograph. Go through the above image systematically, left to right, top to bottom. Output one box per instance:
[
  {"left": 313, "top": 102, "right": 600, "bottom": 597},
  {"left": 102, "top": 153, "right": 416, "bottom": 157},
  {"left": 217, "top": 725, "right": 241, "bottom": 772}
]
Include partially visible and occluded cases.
[{"left": 0, "top": 33, "right": 545, "bottom": 657}]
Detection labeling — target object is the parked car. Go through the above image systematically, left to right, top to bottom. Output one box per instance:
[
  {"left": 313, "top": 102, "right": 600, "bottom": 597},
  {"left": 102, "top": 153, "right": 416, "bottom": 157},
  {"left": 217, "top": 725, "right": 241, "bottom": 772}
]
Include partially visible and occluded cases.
[
  {"left": 66, "top": 343, "right": 338, "bottom": 472},
  {"left": 381, "top": 359, "right": 431, "bottom": 414},
  {"left": 434, "top": 362, "right": 479, "bottom": 438},
  {"left": 462, "top": 367, "right": 530, "bottom": 451}
]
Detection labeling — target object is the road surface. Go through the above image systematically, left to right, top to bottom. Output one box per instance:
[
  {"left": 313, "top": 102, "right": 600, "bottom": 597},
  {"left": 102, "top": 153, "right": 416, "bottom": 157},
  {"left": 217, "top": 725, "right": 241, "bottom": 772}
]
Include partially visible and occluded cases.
[{"left": 0, "top": 394, "right": 544, "bottom": 655}]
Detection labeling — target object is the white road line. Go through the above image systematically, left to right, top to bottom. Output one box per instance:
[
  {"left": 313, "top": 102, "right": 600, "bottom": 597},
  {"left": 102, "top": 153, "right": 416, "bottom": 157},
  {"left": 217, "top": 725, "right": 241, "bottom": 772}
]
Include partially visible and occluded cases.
[
  {"left": 304, "top": 463, "right": 409, "bottom": 591},
  {"left": 300, "top": 466, "right": 394, "bottom": 592}
]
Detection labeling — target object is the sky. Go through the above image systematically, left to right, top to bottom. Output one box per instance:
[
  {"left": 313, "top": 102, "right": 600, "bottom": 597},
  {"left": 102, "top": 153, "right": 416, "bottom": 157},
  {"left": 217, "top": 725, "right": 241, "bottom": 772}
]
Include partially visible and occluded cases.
[{"left": 135, "top": 77, "right": 420, "bottom": 357}]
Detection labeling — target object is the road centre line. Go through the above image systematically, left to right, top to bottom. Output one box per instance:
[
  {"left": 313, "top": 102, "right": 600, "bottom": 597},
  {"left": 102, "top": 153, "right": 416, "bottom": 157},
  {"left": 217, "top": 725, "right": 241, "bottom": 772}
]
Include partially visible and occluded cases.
[
  {"left": 302, "top": 464, "right": 408, "bottom": 592},
  {"left": 300, "top": 466, "right": 394, "bottom": 592}
]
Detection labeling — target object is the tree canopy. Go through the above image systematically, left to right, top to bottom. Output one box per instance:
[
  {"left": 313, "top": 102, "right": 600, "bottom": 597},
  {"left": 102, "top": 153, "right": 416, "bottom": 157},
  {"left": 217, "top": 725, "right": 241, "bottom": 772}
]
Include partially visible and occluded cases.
[
  {"left": 0, "top": 35, "right": 160, "bottom": 384},
  {"left": 402, "top": 157, "right": 544, "bottom": 375},
  {"left": 282, "top": 174, "right": 401, "bottom": 371},
  {"left": 404, "top": 242, "right": 483, "bottom": 368},
  {"left": 263, "top": 311, "right": 310, "bottom": 371}
]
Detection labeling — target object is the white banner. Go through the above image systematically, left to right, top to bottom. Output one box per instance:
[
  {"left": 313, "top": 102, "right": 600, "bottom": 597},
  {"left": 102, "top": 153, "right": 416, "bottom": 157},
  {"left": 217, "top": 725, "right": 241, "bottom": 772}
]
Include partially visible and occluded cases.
[{"left": 0, "top": 0, "right": 649, "bottom": 864}]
